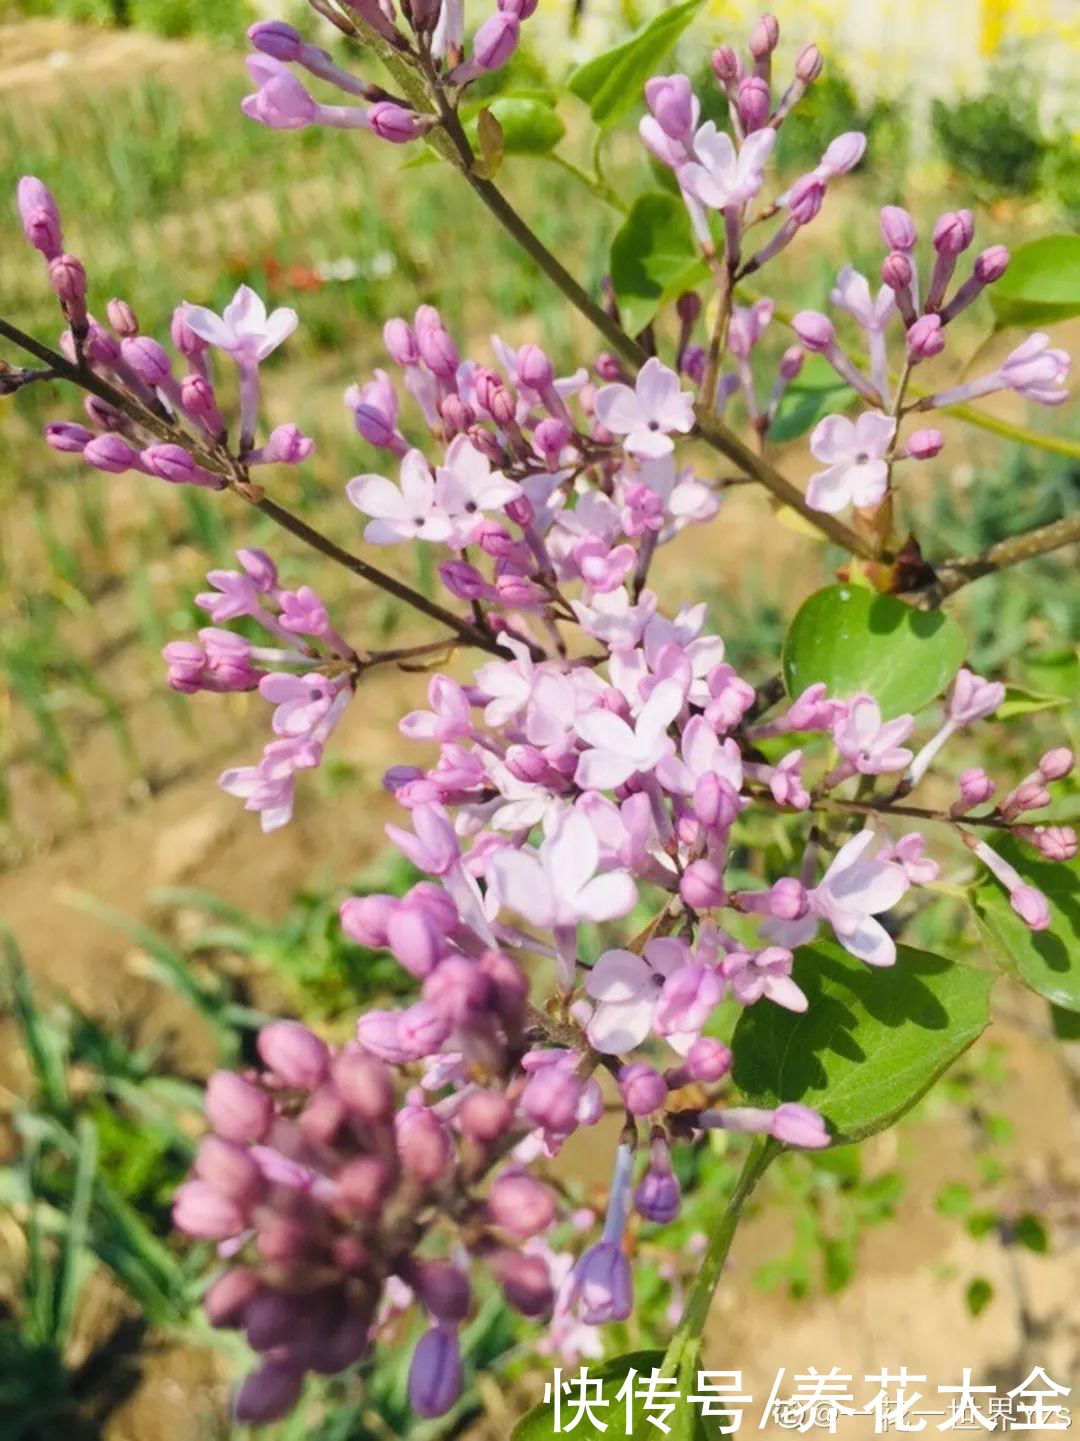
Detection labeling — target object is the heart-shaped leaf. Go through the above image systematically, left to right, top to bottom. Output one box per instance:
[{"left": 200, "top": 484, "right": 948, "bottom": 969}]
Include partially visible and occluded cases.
[
  {"left": 567, "top": 0, "right": 705, "bottom": 131},
  {"left": 610, "top": 192, "right": 704, "bottom": 336},
  {"left": 989, "top": 235, "right": 1080, "bottom": 328},
  {"left": 781, "top": 584, "right": 966, "bottom": 717},
  {"left": 970, "top": 834, "right": 1080, "bottom": 1012},
  {"left": 732, "top": 942, "right": 993, "bottom": 1144},
  {"left": 512, "top": 1349, "right": 708, "bottom": 1440}
]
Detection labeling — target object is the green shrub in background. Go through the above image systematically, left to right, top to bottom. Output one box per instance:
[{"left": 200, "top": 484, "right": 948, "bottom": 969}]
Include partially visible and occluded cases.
[
  {"left": 6, "top": 0, "right": 254, "bottom": 43},
  {"left": 931, "top": 67, "right": 1047, "bottom": 198}
]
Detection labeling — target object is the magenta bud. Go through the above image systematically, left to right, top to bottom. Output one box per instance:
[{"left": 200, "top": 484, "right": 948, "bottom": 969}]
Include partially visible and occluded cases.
[
  {"left": 472, "top": 11, "right": 519, "bottom": 71},
  {"left": 749, "top": 13, "right": 780, "bottom": 59},
  {"left": 247, "top": 19, "right": 304, "bottom": 60},
  {"left": 794, "top": 43, "right": 823, "bottom": 83},
  {"left": 711, "top": 44, "right": 740, "bottom": 84},
  {"left": 737, "top": 75, "right": 770, "bottom": 131},
  {"left": 369, "top": 102, "right": 429, "bottom": 144},
  {"left": 788, "top": 173, "right": 825, "bottom": 225},
  {"left": 17, "top": 175, "right": 63, "bottom": 258},
  {"left": 880, "top": 205, "right": 917, "bottom": 252},
  {"left": 933, "top": 210, "right": 974, "bottom": 256},
  {"left": 974, "top": 245, "right": 1010, "bottom": 284},
  {"left": 882, "top": 250, "right": 913, "bottom": 291},
  {"left": 48, "top": 253, "right": 87, "bottom": 309},
  {"left": 105, "top": 298, "right": 138, "bottom": 336},
  {"left": 171, "top": 305, "right": 207, "bottom": 358},
  {"left": 792, "top": 310, "right": 834, "bottom": 352},
  {"left": 906, "top": 313, "right": 945, "bottom": 362},
  {"left": 384, "top": 317, "right": 419, "bottom": 366},
  {"left": 417, "top": 324, "right": 459, "bottom": 379},
  {"left": 121, "top": 335, "right": 172, "bottom": 386},
  {"left": 517, "top": 343, "right": 555, "bottom": 392},
  {"left": 778, "top": 346, "right": 805, "bottom": 382},
  {"left": 180, "top": 373, "right": 222, "bottom": 425},
  {"left": 440, "top": 393, "right": 473, "bottom": 435},
  {"left": 354, "top": 401, "right": 400, "bottom": 449},
  {"left": 532, "top": 417, "right": 572, "bottom": 465},
  {"left": 44, "top": 421, "right": 93, "bottom": 453},
  {"left": 263, "top": 423, "right": 314, "bottom": 464},
  {"left": 907, "top": 427, "right": 944, "bottom": 460},
  {"left": 83, "top": 433, "right": 141, "bottom": 474},
  {"left": 142, "top": 443, "right": 201, "bottom": 486},
  {"left": 504, "top": 494, "right": 534, "bottom": 527},
  {"left": 237, "top": 547, "right": 277, "bottom": 592},
  {"left": 441, "top": 560, "right": 490, "bottom": 600},
  {"left": 1038, "top": 747, "right": 1074, "bottom": 782},
  {"left": 955, "top": 768, "right": 995, "bottom": 812},
  {"left": 1011, "top": 779, "right": 1051, "bottom": 814},
  {"left": 1023, "top": 824, "right": 1077, "bottom": 862},
  {"left": 680, "top": 858, "right": 725, "bottom": 910},
  {"left": 768, "top": 876, "right": 809, "bottom": 920},
  {"left": 1011, "top": 885, "right": 1050, "bottom": 931},
  {"left": 339, "top": 893, "right": 397, "bottom": 948},
  {"left": 387, "top": 904, "right": 444, "bottom": 978},
  {"left": 479, "top": 947, "right": 528, "bottom": 1022},
  {"left": 424, "top": 956, "right": 492, "bottom": 1025},
  {"left": 257, "top": 1021, "right": 330, "bottom": 1090},
  {"left": 687, "top": 1036, "right": 733, "bottom": 1082},
  {"left": 332, "top": 1046, "right": 394, "bottom": 1120},
  {"left": 618, "top": 1062, "right": 667, "bottom": 1116},
  {"left": 521, "top": 1064, "right": 582, "bottom": 1134},
  {"left": 205, "top": 1071, "right": 272, "bottom": 1143},
  {"left": 458, "top": 1089, "right": 513, "bottom": 1142},
  {"left": 772, "top": 1102, "right": 830, "bottom": 1148},
  {"left": 396, "top": 1106, "right": 453, "bottom": 1182},
  {"left": 195, "top": 1136, "right": 263, "bottom": 1205},
  {"left": 336, "top": 1155, "right": 397, "bottom": 1216},
  {"left": 634, "top": 1164, "right": 681, "bottom": 1224},
  {"left": 488, "top": 1170, "right": 556, "bottom": 1238},
  {"left": 173, "top": 1179, "right": 246, "bottom": 1239},
  {"left": 255, "top": 1214, "right": 311, "bottom": 1265},
  {"left": 491, "top": 1248, "right": 554, "bottom": 1317},
  {"left": 412, "top": 1261, "right": 471, "bottom": 1324},
  {"left": 204, "top": 1267, "right": 260, "bottom": 1329},
  {"left": 409, "top": 1326, "right": 463, "bottom": 1419},
  {"left": 233, "top": 1361, "right": 305, "bottom": 1425}
]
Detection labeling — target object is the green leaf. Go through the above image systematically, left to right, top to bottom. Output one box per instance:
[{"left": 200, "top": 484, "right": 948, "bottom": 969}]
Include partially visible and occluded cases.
[
  {"left": 567, "top": 0, "right": 705, "bottom": 131},
  {"left": 407, "top": 97, "right": 565, "bottom": 168},
  {"left": 475, "top": 108, "right": 505, "bottom": 178},
  {"left": 609, "top": 192, "right": 703, "bottom": 335},
  {"left": 989, "top": 235, "right": 1080, "bottom": 327},
  {"left": 768, "top": 382, "right": 854, "bottom": 444},
  {"left": 781, "top": 584, "right": 967, "bottom": 717},
  {"left": 1022, "top": 647, "right": 1079, "bottom": 701},
  {"left": 997, "top": 684, "right": 1068, "bottom": 720},
  {"left": 970, "top": 835, "right": 1080, "bottom": 1012},
  {"left": 732, "top": 942, "right": 994, "bottom": 1145},
  {"left": 1050, "top": 1002, "right": 1080, "bottom": 1040},
  {"left": 935, "top": 1182, "right": 972, "bottom": 1217},
  {"left": 1013, "top": 1213, "right": 1048, "bottom": 1253},
  {"left": 966, "top": 1277, "right": 994, "bottom": 1317},
  {"left": 511, "top": 1349, "right": 707, "bottom": 1440}
]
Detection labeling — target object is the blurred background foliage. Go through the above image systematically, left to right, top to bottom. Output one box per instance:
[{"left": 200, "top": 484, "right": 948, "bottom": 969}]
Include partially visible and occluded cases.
[{"left": 0, "top": 2, "right": 1077, "bottom": 1438}]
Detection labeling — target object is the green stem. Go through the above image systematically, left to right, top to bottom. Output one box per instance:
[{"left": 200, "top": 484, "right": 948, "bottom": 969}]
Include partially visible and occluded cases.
[
  {"left": 547, "top": 152, "right": 629, "bottom": 214},
  {"left": 661, "top": 1137, "right": 776, "bottom": 1378}
]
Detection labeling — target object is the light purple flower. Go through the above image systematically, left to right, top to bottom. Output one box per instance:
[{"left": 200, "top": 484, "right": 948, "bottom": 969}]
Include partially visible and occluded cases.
[
  {"left": 681, "top": 123, "right": 776, "bottom": 210},
  {"left": 183, "top": 284, "right": 297, "bottom": 362},
  {"left": 593, "top": 358, "right": 695, "bottom": 460},
  {"left": 806, "top": 412, "right": 896, "bottom": 514},
  {"left": 347, "top": 450, "right": 453, "bottom": 545},
  {"left": 574, "top": 680, "right": 683, "bottom": 790},
  {"left": 833, "top": 694, "right": 915, "bottom": 776},
  {"left": 489, "top": 807, "right": 638, "bottom": 932},
  {"left": 808, "top": 829, "right": 910, "bottom": 967},
  {"left": 583, "top": 938, "right": 688, "bottom": 1053}
]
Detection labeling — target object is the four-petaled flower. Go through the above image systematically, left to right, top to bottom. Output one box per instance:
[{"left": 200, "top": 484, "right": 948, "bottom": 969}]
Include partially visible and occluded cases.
[
  {"left": 681, "top": 123, "right": 776, "bottom": 210},
  {"left": 184, "top": 283, "right": 297, "bottom": 362},
  {"left": 594, "top": 358, "right": 695, "bottom": 459},
  {"left": 806, "top": 411, "right": 896, "bottom": 514},
  {"left": 574, "top": 681, "right": 683, "bottom": 791},
  {"left": 489, "top": 807, "right": 638, "bottom": 932}
]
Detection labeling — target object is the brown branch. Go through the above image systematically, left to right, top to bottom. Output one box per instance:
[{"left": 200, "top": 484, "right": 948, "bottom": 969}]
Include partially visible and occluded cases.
[{"left": 929, "top": 514, "right": 1080, "bottom": 601}]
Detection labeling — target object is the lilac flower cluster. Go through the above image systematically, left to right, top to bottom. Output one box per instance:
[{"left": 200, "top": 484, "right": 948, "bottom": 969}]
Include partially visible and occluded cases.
[{"left": 8, "top": 5, "right": 1077, "bottom": 1430}]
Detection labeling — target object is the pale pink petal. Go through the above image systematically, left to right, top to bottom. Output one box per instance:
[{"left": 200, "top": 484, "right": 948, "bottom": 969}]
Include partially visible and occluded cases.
[
  {"left": 182, "top": 306, "right": 232, "bottom": 349},
  {"left": 593, "top": 382, "right": 641, "bottom": 435},
  {"left": 852, "top": 410, "right": 897, "bottom": 456},
  {"left": 810, "top": 413, "right": 856, "bottom": 465},
  {"left": 848, "top": 458, "right": 889, "bottom": 509},
  {"left": 806, "top": 462, "right": 854, "bottom": 513},
  {"left": 346, "top": 474, "right": 409, "bottom": 520},
  {"left": 575, "top": 749, "right": 639, "bottom": 792},
  {"left": 546, "top": 810, "right": 598, "bottom": 900},
  {"left": 574, "top": 870, "right": 638, "bottom": 923},
  {"left": 838, "top": 916, "right": 896, "bottom": 967},
  {"left": 584, "top": 949, "right": 651, "bottom": 1003},
  {"left": 587, "top": 996, "right": 655, "bottom": 1053}
]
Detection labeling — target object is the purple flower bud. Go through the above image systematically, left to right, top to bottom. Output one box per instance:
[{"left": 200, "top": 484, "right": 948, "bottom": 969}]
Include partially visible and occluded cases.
[
  {"left": 499, "top": 0, "right": 538, "bottom": 15},
  {"left": 472, "top": 11, "right": 520, "bottom": 72},
  {"left": 749, "top": 13, "right": 780, "bottom": 59},
  {"left": 247, "top": 19, "right": 304, "bottom": 61},
  {"left": 794, "top": 43, "right": 823, "bottom": 83},
  {"left": 711, "top": 44, "right": 740, "bottom": 85},
  {"left": 241, "top": 71, "right": 318, "bottom": 131},
  {"left": 644, "top": 74, "right": 697, "bottom": 142},
  {"left": 737, "top": 75, "right": 771, "bottom": 131},
  {"left": 369, "top": 102, "right": 430, "bottom": 144},
  {"left": 788, "top": 173, "right": 825, "bottom": 225},
  {"left": 17, "top": 176, "right": 63, "bottom": 258},
  {"left": 880, "top": 205, "right": 917, "bottom": 252},
  {"left": 933, "top": 210, "right": 974, "bottom": 256},
  {"left": 974, "top": 245, "right": 1010, "bottom": 284},
  {"left": 882, "top": 250, "right": 913, "bottom": 292},
  {"left": 49, "top": 253, "right": 87, "bottom": 312},
  {"left": 105, "top": 298, "right": 138, "bottom": 336},
  {"left": 171, "top": 305, "right": 207, "bottom": 358},
  {"left": 792, "top": 310, "right": 834, "bottom": 352},
  {"left": 906, "top": 314, "right": 945, "bottom": 362},
  {"left": 384, "top": 318, "right": 419, "bottom": 367},
  {"left": 417, "top": 324, "right": 460, "bottom": 380},
  {"left": 121, "top": 335, "right": 172, "bottom": 386},
  {"left": 517, "top": 342, "right": 555, "bottom": 392},
  {"left": 779, "top": 346, "right": 805, "bottom": 382},
  {"left": 180, "top": 373, "right": 223, "bottom": 428},
  {"left": 440, "top": 393, "right": 474, "bottom": 435},
  {"left": 532, "top": 417, "right": 572, "bottom": 466},
  {"left": 44, "top": 421, "right": 93, "bottom": 453},
  {"left": 263, "top": 423, "right": 314, "bottom": 464},
  {"left": 907, "top": 428, "right": 944, "bottom": 460},
  {"left": 83, "top": 434, "right": 142, "bottom": 474},
  {"left": 142, "top": 443, "right": 202, "bottom": 487},
  {"left": 505, "top": 494, "right": 534, "bottom": 527},
  {"left": 238, "top": 547, "right": 277, "bottom": 592},
  {"left": 439, "top": 560, "right": 489, "bottom": 601},
  {"left": 1038, "top": 747, "right": 1074, "bottom": 781},
  {"left": 954, "top": 768, "right": 995, "bottom": 814},
  {"left": 1010, "top": 779, "right": 1052, "bottom": 814},
  {"left": 1021, "top": 824, "right": 1077, "bottom": 862},
  {"left": 680, "top": 858, "right": 725, "bottom": 910},
  {"left": 769, "top": 877, "right": 810, "bottom": 920},
  {"left": 1011, "top": 885, "right": 1050, "bottom": 931},
  {"left": 340, "top": 893, "right": 397, "bottom": 947},
  {"left": 479, "top": 947, "right": 529, "bottom": 1023},
  {"left": 423, "top": 956, "right": 492, "bottom": 1025},
  {"left": 397, "top": 1000, "right": 451, "bottom": 1057},
  {"left": 257, "top": 1021, "right": 330, "bottom": 1090},
  {"left": 687, "top": 1036, "right": 733, "bottom": 1082},
  {"left": 332, "top": 1046, "right": 394, "bottom": 1120},
  {"left": 618, "top": 1062, "right": 667, "bottom": 1116},
  {"left": 521, "top": 1063, "right": 582, "bottom": 1133},
  {"left": 205, "top": 1070, "right": 272, "bottom": 1143},
  {"left": 458, "top": 1089, "right": 513, "bottom": 1141},
  {"left": 772, "top": 1102, "right": 830, "bottom": 1148},
  {"left": 396, "top": 1105, "right": 453, "bottom": 1182},
  {"left": 195, "top": 1136, "right": 263, "bottom": 1206},
  {"left": 336, "top": 1155, "right": 397, "bottom": 1216},
  {"left": 634, "top": 1162, "right": 680, "bottom": 1224},
  {"left": 488, "top": 1170, "right": 556, "bottom": 1237},
  {"left": 173, "top": 1178, "right": 246, "bottom": 1239},
  {"left": 570, "top": 1241, "right": 633, "bottom": 1323},
  {"left": 490, "top": 1249, "right": 554, "bottom": 1317},
  {"left": 412, "top": 1261, "right": 471, "bottom": 1324},
  {"left": 204, "top": 1267, "right": 260, "bottom": 1329},
  {"left": 245, "top": 1290, "right": 312, "bottom": 1352},
  {"left": 409, "top": 1326, "right": 463, "bottom": 1419},
  {"left": 233, "top": 1361, "right": 305, "bottom": 1425}
]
